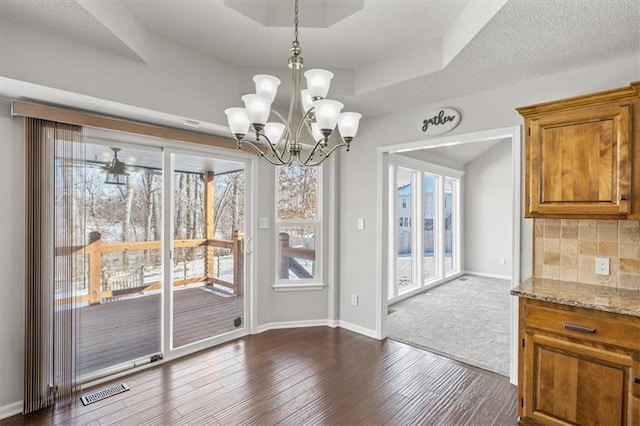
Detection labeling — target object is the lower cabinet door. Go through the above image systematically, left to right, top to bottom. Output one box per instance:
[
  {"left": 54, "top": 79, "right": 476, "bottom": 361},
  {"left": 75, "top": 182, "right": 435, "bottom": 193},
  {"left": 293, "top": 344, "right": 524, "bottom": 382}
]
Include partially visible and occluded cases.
[{"left": 524, "top": 333, "right": 634, "bottom": 425}]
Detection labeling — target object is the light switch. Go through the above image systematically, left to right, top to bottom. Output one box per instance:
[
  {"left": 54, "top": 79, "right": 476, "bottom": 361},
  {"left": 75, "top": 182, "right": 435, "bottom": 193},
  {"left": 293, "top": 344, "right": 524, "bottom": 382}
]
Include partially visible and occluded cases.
[
  {"left": 259, "top": 217, "right": 269, "bottom": 229},
  {"left": 357, "top": 218, "right": 365, "bottom": 230}
]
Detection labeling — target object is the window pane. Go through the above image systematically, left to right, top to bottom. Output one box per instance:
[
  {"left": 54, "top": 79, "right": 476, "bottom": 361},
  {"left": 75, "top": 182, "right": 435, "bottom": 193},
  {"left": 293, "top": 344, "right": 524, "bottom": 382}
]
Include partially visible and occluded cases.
[
  {"left": 277, "top": 166, "right": 318, "bottom": 220},
  {"left": 396, "top": 168, "right": 415, "bottom": 291},
  {"left": 423, "top": 174, "right": 436, "bottom": 282},
  {"left": 445, "top": 177, "right": 456, "bottom": 274},
  {"left": 278, "top": 225, "right": 316, "bottom": 280}
]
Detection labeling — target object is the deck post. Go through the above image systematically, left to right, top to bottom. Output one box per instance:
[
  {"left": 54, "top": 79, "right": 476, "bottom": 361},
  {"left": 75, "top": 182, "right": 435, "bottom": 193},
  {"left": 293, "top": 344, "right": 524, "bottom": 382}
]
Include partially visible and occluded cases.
[
  {"left": 204, "top": 171, "right": 215, "bottom": 286},
  {"left": 233, "top": 230, "right": 244, "bottom": 296},
  {"left": 87, "top": 231, "right": 102, "bottom": 305},
  {"left": 278, "top": 232, "right": 290, "bottom": 279}
]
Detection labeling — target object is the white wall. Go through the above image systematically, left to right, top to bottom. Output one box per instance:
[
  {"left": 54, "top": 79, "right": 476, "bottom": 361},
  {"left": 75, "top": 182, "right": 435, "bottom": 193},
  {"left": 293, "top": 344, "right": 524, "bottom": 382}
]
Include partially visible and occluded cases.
[
  {"left": 338, "top": 54, "right": 640, "bottom": 333},
  {"left": 0, "top": 99, "right": 25, "bottom": 412},
  {"left": 463, "top": 139, "right": 512, "bottom": 278}
]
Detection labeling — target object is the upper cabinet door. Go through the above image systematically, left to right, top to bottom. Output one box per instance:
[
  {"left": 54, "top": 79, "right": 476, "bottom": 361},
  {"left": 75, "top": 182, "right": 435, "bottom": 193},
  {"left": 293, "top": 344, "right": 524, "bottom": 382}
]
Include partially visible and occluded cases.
[
  {"left": 518, "top": 81, "right": 640, "bottom": 219},
  {"left": 529, "top": 104, "right": 631, "bottom": 216}
]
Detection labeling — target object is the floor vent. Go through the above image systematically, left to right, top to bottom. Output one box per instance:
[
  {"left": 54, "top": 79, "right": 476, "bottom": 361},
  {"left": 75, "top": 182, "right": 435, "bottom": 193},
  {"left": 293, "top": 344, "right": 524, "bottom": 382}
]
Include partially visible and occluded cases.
[
  {"left": 459, "top": 278, "right": 468, "bottom": 281},
  {"left": 80, "top": 383, "right": 129, "bottom": 406}
]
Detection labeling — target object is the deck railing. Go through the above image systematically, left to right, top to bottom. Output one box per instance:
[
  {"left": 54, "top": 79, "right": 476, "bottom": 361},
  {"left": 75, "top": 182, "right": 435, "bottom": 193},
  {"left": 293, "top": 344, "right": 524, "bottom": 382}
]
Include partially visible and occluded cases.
[
  {"left": 56, "top": 230, "right": 244, "bottom": 305},
  {"left": 278, "top": 232, "right": 315, "bottom": 279}
]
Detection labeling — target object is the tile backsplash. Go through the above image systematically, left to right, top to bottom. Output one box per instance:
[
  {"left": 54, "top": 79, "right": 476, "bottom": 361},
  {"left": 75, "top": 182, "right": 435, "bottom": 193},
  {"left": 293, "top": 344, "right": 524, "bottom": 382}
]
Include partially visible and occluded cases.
[{"left": 534, "top": 218, "right": 640, "bottom": 290}]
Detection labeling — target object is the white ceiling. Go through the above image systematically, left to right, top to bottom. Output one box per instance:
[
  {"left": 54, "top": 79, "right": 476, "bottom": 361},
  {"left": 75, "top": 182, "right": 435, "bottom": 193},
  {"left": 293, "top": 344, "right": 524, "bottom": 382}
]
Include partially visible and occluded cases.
[{"left": 0, "top": 0, "right": 638, "bottom": 157}]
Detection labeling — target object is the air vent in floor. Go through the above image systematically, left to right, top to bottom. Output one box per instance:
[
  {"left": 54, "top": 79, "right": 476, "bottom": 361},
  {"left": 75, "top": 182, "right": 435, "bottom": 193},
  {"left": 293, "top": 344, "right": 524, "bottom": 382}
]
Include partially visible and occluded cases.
[{"left": 80, "top": 383, "right": 129, "bottom": 406}]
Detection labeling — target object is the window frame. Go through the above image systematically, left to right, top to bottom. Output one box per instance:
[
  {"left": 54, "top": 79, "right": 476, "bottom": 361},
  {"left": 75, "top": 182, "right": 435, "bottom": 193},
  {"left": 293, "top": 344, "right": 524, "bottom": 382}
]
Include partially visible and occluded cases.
[
  {"left": 388, "top": 154, "right": 464, "bottom": 302},
  {"left": 273, "top": 165, "right": 324, "bottom": 290}
]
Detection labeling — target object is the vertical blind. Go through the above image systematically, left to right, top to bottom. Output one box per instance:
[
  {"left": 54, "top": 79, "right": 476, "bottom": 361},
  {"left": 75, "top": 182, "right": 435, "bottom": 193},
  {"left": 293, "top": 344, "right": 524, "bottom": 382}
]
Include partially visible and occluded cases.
[{"left": 24, "top": 118, "right": 84, "bottom": 413}]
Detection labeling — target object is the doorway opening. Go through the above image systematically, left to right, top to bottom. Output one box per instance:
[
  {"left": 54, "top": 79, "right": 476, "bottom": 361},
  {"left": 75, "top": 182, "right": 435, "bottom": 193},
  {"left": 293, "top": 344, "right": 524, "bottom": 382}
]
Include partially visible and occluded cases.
[{"left": 377, "top": 126, "right": 523, "bottom": 384}]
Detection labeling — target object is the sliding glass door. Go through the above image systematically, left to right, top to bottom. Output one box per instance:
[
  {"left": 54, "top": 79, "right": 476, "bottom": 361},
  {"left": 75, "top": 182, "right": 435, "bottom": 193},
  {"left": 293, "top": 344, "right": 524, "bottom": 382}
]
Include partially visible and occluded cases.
[
  {"left": 58, "top": 132, "right": 251, "bottom": 383},
  {"left": 72, "top": 142, "right": 163, "bottom": 380},
  {"left": 170, "top": 152, "right": 246, "bottom": 350},
  {"left": 388, "top": 157, "right": 462, "bottom": 301}
]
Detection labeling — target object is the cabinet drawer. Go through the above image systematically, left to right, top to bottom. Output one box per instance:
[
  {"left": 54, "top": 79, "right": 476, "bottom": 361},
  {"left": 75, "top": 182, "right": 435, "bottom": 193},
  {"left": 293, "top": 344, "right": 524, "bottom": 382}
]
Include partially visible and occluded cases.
[{"left": 524, "top": 302, "right": 640, "bottom": 351}]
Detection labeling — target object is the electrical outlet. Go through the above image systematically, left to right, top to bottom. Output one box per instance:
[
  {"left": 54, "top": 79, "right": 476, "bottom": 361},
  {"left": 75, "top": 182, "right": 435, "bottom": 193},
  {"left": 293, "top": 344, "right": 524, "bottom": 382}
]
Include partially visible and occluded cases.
[
  {"left": 357, "top": 218, "right": 365, "bottom": 230},
  {"left": 595, "top": 257, "right": 610, "bottom": 275},
  {"left": 351, "top": 294, "right": 358, "bottom": 306}
]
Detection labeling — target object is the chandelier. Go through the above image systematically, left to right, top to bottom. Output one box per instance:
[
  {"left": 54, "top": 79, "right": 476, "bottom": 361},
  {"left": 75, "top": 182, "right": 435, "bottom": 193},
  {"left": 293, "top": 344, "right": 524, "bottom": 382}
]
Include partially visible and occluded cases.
[{"left": 224, "top": 0, "right": 361, "bottom": 167}]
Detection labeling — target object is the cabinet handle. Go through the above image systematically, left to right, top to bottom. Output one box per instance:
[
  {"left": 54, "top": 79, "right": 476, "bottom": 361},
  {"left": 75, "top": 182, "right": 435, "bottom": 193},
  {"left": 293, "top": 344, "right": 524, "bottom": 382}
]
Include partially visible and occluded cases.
[
  {"left": 620, "top": 194, "right": 629, "bottom": 201},
  {"left": 562, "top": 323, "right": 596, "bottom": 334},
  {"left": 635, "top": 377, "right": 640, "bottom": 384}
]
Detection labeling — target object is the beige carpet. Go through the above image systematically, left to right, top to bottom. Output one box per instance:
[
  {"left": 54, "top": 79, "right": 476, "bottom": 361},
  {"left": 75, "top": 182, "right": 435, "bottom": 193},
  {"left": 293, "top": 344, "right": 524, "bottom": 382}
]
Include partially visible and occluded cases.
[{"left": 387, "top": 275, "right": 512, "bottom": 376}]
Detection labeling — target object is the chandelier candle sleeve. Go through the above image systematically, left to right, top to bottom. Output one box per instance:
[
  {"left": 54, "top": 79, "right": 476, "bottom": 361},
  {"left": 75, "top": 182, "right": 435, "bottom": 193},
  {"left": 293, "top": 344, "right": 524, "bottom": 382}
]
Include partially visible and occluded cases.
[
  {"left": 304, "top": 69, "right": 334, "bottom": 100},
  {"left": 253, "top": 74, "right": 281, "bottom": 103},
  {"left": 242, "top": 94, "right": 272, "bottom": 128},
  {"left": 314, "top": 100, "right": 343, "bottom": 134},
  {"left": 224, "top": 108, "right": 250, "bottom": 138},
  {"left": 338, "top": 113, "right": 362, "bottom": 140},
  {"left": 264, "top": 122, "right": 286, "bottom": 145}
]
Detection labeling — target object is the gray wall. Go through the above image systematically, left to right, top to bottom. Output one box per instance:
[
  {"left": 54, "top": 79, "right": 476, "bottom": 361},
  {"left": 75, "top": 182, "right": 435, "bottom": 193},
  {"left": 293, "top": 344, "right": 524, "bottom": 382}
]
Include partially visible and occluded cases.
[
  {"left": 0, "top": 20, "right": 329, "bottom": 411},
  {"left": 338, "top": 54, "right": 640, "bottom": 333},
  {"left": 0, "top": 99, "right": 25, "bottom": 410},
  {"left": 463, "top": 139, "right": 512, "bottom": 277}
]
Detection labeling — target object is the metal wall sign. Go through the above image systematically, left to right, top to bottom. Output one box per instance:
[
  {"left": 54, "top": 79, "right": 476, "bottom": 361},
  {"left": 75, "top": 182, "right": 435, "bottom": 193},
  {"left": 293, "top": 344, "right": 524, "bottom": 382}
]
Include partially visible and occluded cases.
[{"left": 420, "top": 107, "right": 461, "bottom": 136}]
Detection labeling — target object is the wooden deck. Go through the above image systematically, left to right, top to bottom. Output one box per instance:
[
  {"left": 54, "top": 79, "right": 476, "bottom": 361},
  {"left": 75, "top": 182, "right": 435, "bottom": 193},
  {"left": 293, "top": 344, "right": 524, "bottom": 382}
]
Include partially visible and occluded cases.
[
  {"left": 73, "top": 287, "right": 244, "bottom": 376},
  {"left": 4, "top": 327, "right": 517, "bottom": 425}
]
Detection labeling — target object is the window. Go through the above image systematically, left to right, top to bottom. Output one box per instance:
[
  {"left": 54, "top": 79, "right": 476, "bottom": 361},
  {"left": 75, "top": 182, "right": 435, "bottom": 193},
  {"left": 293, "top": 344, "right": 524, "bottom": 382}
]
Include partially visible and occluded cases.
[
  {"left": 388, "top": 158, "right": 463, "bottom": 301},
  {"left": 276, "top": 166, "right": 321, "bottom": 281}
]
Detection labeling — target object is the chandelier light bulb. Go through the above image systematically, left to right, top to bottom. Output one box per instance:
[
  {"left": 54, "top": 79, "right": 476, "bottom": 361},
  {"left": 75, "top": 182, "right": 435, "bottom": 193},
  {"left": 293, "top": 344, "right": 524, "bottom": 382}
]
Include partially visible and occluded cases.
[
  {"left": 304, "top": 69, "right": 334, "bottom": 100},
  {"left": 253, "top": 74, "right": 281, "bottom": 103},
  {"left": 301, "top": 89, "right": 314, "bottom": 113},
  {"left": 241, "top": 94, "right": 272, "bottom": 126},
  {"left": 314, "top": 99, "right": 344, "bottom": 132},
  {"left": 224, "top": 107, "right": 250, "bottom": 138},
  {"left": 338, "top": 112, "right": 362, "bottom": 139},
  {"left": 264, "top": 122, "right": 286, "bottom": 145},
  {"left": 310, "top": 123, "right": 324, "bottom": 142}
]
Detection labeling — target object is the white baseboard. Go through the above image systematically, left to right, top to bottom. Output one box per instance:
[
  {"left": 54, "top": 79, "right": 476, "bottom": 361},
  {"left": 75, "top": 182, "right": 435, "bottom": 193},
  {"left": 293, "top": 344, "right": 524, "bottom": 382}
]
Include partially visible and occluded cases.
[
  {"left": 464, "top": 271, "right": 512, "bottom": 281},
  {"left": 253, "top": 318, "right": 377, "bottom": 340},
  {"left": 254, "top": 319, "right": 331, "bottom": 334},
  {"left": 336, "top": 320, "right": 378, "bottom": 339},
  {"left": 0, "top": 401, "right": 22, "bottom": 420}
]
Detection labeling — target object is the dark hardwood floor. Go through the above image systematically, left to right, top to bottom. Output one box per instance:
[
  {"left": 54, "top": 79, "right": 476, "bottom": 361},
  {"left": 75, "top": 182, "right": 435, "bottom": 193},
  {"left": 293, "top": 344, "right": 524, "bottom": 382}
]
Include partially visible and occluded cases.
[{"left": 3, "top": 327, "right": 517, "bottom": 425}]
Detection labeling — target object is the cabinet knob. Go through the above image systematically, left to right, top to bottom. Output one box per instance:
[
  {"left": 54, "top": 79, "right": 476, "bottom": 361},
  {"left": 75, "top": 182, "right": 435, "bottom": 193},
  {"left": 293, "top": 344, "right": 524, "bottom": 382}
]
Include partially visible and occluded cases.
[
  {"left": 562, "top": 323, "right": 596, "bottom": 334},
  {"left": 635, "top": 377, "right": 640, "bottom": 384}
]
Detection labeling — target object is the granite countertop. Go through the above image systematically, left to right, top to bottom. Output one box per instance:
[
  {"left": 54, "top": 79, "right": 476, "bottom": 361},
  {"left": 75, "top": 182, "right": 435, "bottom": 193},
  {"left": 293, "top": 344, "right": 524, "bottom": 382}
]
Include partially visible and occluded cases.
[{"left": 511, "top": 278, "right": 640, "bottom": 318}]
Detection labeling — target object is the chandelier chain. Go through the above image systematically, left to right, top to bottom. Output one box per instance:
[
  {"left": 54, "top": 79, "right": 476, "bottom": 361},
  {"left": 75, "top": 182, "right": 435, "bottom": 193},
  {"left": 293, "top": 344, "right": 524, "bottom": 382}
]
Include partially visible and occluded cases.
[{"left": 293, "top": 0, "right": 299, "bottom": 48}]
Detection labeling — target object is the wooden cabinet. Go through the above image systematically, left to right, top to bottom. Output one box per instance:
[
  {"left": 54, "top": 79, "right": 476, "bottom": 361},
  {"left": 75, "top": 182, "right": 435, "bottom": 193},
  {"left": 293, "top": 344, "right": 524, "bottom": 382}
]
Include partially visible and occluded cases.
[
  {"left": 517, "top": 81, "right": 640, "bottom": 218},
  {"left": 517, "top": 298, "right": 640, "bottom": 425}
]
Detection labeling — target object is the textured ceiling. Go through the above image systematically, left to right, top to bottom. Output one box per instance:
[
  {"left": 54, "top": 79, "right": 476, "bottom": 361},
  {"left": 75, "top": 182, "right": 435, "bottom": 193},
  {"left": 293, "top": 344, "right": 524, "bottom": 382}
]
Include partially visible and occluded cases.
[
  {"left": 0, "top": 0, "right": 638, "bottom": 121},
  {"left": 0, "top": 0, "right": 145, "bottom": 61},
  {"left": 119, "top": 0, "right": 468, "bottom": 69},
  {"left": 346, "top": 0, "right": 640, "bottom": 117}
]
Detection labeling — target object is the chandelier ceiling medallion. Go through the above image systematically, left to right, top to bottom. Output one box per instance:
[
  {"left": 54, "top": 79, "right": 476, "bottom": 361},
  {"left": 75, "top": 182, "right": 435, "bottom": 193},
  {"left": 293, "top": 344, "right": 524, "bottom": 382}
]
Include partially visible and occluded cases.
[{"left": 224, "top": 0, "right": 361, "bottom": 167}]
